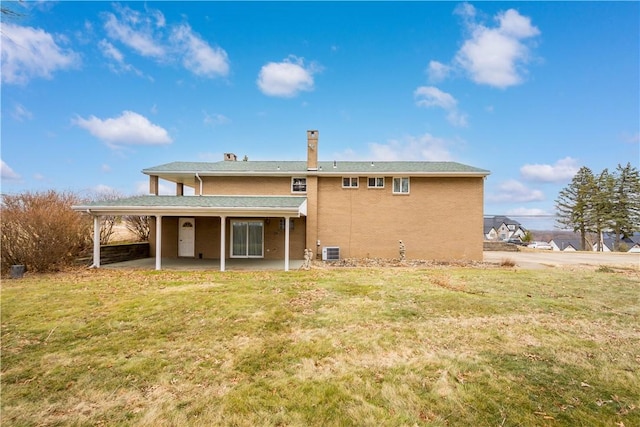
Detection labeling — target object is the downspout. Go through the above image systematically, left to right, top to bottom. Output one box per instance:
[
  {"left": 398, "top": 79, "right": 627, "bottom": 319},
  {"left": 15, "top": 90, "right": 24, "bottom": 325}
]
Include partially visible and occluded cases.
[{"left": 195, "top": 173, "right": 203, "bottom": 196}]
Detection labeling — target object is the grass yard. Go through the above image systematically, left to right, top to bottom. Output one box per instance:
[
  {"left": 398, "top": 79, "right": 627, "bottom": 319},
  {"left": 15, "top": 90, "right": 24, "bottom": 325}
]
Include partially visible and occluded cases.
[{"left": 1, "top": 265, "right": 639, "bottom": 426}]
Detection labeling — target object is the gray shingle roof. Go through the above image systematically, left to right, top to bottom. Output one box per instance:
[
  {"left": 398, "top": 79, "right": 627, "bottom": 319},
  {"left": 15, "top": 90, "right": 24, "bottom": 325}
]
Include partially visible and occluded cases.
[
  {"left": 143, "top": 160, "right": 489, "bottom": 175},
  {"left": 78, "top": 195, "right": 307, "bottom": 209}
]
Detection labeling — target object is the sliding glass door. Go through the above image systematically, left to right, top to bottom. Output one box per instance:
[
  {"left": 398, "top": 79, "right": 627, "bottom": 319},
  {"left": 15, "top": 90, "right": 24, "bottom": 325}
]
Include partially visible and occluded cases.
[{"left": 231, "top": 220, "right": 264, "bottom": 258}]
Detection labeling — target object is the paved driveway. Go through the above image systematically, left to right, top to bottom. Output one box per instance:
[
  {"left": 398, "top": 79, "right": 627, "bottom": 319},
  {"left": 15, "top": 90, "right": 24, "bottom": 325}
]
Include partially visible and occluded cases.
[{"left": 484, "top": 250, "right": 639, "bottom": 270}]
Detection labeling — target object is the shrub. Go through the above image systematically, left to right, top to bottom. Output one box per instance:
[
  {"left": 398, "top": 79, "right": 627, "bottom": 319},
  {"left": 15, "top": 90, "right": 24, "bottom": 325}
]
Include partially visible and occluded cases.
[
  {"left": 1, "top": 190, "right": 92, "bottom": 273},
  {"left": 500, "top": 258, "right": 516, "bottom": 268}
]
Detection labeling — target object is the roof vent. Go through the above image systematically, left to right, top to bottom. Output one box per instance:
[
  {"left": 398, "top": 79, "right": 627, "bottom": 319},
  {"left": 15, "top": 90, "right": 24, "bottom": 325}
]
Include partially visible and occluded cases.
[{"left": 224, "top": 153, "right": 237, "bottom": 161}]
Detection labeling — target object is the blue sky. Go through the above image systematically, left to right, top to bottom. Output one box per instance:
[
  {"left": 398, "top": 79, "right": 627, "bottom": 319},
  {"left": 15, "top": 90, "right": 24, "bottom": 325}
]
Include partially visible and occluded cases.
[{"left": 1, "top": 1, "right": 638, "bottom": 230}]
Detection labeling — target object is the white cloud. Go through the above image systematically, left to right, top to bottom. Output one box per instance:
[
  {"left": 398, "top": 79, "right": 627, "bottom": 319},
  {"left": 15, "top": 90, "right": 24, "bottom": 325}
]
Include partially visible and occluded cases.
[
  {"left": 454, "top": 2, "right": 477, "bottom": 20},
  {"left": 101, "top": 5, "right": 229, "bottom": 79},
  {"left": 103, "top": 7, "right": 166, "bottom": 58},
  {"left": 454, "top": 7, "right": 540, "bottom": 88},
  {"left": 151, "top": 9, "right": 166, "bottom": 28},
  {"left": 1, "top": 23, "right": 80, "bottom": 85},
  {"left": 171, "top": 24, "right": 229, "bottom": 77},
  {"left": 98, "top": 38, "right": 148, "bottom": 78},
  {"left": 99, "top": 39, "right": 124, "bottom": 63},
  {"left": 257, "top": 56, "right": 318, "bottom": 97},
  {"left": 427, "top": 60, "right": 451, "bottom": 83},
  {"left": 414, "top": 86, "right": 468, "bottom": 127},
  {"left": 414, "top": 86, "right": 457, "bottom": 110},
  {"left": 12, "top": 104, "right": 33, "bottom": 121},
  {"left": 73, "top": 110, "right": 172, "bottom": 147},
  {"left": 446, "top": 110, "right": 468, "bottom": 127},
  {"left": 203, "top": 112, "right": 230, "bottom": 127},
  {"left": 621, "top": 131, "right": 640, "bottom": 144},
  {"left": 368, "top": 133, "right": 454, "bottom": 162},
  {"left": 520, "top": 157, "right": 579, "bottom": 182},
  {"left": 1, "top": 160, "right": 21, "bottom": 180},
  {"left": 101, "top": 164, "right": 112, "bottom": 173},
  {"left": 487, "top": 179, "right": 544, "bottom": 202},
  {"left": 506, "top": 207, "right": 549, "bottom": 216}
]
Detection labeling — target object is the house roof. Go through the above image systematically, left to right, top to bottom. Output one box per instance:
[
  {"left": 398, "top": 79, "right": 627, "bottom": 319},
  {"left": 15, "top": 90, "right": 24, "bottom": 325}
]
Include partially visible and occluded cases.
[
  {"left": 143, "top": 160, "right": 490, "bottom": 177},
  {"left": 73, "top": 195, "right": 308, "bottom": 217},
  {"left": 483, "top": 216, "right": 525, "bottom": 234},
  {"left": 550, "top": 238, "right": 582, "bottom": 250}
]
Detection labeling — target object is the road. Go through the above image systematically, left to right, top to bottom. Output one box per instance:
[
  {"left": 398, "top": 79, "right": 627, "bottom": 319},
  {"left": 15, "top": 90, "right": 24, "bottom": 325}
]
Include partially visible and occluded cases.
[{"left": 484, "top": 250, "right": 640, "bottom": 270}]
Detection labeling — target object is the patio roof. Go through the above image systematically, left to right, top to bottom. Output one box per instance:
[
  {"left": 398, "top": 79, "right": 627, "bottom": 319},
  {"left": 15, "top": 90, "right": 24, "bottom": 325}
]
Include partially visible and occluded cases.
[{"left": 73, "top": 195, "right": 308, "bottom": 217}]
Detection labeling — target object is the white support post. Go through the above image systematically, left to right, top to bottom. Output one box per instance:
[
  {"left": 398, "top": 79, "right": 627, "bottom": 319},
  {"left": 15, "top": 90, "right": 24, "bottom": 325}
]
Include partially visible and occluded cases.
[
  {"left": 155, "top": 215, "right": 162, "bottom": 270},
  {"left": 93, "top": 216, "right": 101, "bottom": 268},
  {"left": 220, "top": 216, "right": 226, "bottom": 272},
  {"left": 284, "top": 216, "right": 290, "bottom": 272}
]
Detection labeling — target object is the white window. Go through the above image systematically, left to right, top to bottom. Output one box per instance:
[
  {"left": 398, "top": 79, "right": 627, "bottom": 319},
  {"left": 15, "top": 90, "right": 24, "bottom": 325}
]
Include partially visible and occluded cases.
[
  {"left": 291, "top": 177, "right": 307, "bottom": 193},
  {"left": 342, "top": 177, "right": 358, "bottom": 188},
  {"left": 368, "top": 177, "right": 384, "bottom": 188},
  {"left": 393, "top": 177, "right": 410, "bottom": 194},
  {"left": 231, "top": 220, "right": 264, "bottom": 258}
]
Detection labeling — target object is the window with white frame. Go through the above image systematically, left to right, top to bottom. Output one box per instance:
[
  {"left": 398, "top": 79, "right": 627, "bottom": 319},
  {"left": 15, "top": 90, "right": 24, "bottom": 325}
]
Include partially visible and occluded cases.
[
  {"left": 291, "top": 177, "right": 307, "bottom": 193},
  {"left": 342, "top": 177, "right": 358, "bottom": 188},
  {"left": 368, "top": 177, "right": 384, "bottom": 188},
  {"left": 393, "top": 177, "right": 410, "bottom": 194},
  {"left": 231, "top": 220, "right": 264, "bottom": 258}
]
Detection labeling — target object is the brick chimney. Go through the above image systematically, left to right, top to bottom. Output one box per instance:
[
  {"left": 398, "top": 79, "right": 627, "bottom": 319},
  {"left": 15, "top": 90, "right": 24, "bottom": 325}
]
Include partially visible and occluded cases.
[{"left": 307, "top": 130, "right": 318, "bottom": 171}]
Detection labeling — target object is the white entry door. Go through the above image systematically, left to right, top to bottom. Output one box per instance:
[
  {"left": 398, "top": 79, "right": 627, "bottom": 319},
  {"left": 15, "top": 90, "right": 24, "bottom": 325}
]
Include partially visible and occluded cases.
[{"left": 178, "top": 218, "right": 195, "bottom": 257}]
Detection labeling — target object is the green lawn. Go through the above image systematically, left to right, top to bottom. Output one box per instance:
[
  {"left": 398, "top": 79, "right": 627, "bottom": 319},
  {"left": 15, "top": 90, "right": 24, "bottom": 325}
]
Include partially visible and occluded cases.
[{"left": 1, "top": 266, "right": 639, "bottom": 426}]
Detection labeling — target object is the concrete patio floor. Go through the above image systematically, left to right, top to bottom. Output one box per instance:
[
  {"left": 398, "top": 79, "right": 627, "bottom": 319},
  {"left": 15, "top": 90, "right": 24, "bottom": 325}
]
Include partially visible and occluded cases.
[{"left": 102, "top": 257, "right": 304, "bottom": 271}]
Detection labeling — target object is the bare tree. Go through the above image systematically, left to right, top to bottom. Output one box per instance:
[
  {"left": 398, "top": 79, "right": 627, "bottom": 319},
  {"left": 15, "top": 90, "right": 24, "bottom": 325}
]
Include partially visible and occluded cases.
[
  {"left": 81, "top": 190, "right": 123, "bottom": 245},
  {"left": 124, "top": 215, "right": 150, "bottom": 242}
]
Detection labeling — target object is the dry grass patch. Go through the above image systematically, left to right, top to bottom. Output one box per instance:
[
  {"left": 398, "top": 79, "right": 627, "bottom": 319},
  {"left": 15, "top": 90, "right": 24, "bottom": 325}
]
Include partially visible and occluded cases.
[{"left": 2, "top": 267, "right": 639, "bottom": 426}]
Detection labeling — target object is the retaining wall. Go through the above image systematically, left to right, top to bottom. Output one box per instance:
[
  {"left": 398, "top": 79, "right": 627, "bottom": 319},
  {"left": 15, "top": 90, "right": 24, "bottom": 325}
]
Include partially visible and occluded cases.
[{"left": 78, "top": 242, "right": 150, "bottom": 265}]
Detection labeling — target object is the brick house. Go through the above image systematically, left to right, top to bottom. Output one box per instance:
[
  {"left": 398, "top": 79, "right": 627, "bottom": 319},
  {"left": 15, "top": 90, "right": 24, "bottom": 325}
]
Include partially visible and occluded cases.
[{"left": 74, "top": 130, "right": 490, "bottom": 271}]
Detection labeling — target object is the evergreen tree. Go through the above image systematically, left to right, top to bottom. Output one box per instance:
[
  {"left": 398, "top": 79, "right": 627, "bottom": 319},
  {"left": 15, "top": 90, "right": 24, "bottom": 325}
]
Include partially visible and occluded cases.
[
  {"left": 609, "top": 163, "right": 640, "bottom": 250},
  {"left": 555, "top": 166, "right": 596, "bottom": 250},
  {"left": 590, "top": 169, "right": 615, "bottom": 251}
]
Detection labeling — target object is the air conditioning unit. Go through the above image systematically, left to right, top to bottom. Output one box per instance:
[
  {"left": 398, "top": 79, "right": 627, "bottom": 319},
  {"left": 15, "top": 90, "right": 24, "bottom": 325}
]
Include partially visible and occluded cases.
[{"left": 322, "top": 246, "right": 340, "bottom": 261}]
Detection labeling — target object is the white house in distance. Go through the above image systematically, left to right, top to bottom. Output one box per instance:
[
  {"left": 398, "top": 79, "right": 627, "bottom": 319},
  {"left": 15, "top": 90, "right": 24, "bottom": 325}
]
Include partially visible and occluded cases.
[
  {"left": 484, "top": 216, "right": 527, "bottom": 241},
  {"left": 550, "top": 233, "right": 640, "bottom": 252}
]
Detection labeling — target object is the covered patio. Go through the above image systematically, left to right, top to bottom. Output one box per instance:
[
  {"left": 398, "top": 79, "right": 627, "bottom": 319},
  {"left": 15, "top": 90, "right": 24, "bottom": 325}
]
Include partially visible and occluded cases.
[{"left": 73, "top": 195, "right": 307, "bottom": 272}]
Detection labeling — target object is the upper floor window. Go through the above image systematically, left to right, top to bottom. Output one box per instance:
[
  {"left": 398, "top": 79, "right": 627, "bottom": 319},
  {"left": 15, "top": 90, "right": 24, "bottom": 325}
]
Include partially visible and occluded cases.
[
  {"left": 291, "top": 177, "right": 307, "bottom": 193},
  {"left": 342, "top": 177, "right": 359, "bottom": 188},
  {"left": 368, "top": 177, "right": 384, "bottom": 188},
  {"left": 393, "top": 177, "right": 410, "bottom": 194}
]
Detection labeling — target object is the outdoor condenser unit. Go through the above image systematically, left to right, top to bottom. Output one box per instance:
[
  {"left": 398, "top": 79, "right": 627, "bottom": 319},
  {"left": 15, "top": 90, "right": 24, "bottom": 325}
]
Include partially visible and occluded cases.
[{"left": 322, "top": 246, "right": 340, "bottom": 261}]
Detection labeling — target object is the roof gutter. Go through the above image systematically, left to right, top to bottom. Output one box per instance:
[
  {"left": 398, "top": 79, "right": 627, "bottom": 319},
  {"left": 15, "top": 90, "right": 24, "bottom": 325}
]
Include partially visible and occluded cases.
[{"left": 72, "top": 205, "right": 306, "bottom": 218}]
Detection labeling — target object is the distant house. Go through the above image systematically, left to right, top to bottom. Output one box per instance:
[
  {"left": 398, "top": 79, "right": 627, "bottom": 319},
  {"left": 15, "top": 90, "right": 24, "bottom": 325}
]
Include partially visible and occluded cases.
[
  {"left": 73, "top": 130, "right": 490, "bottom": 271},
  {"left": 484, "top": 216, "right": 527, "bottom": 241},
  {"left": 594, "top": 233, "right": 640, "bottom": 253},
  {"left": 550, "top": 238, "right": 582, "bottom": 252}
]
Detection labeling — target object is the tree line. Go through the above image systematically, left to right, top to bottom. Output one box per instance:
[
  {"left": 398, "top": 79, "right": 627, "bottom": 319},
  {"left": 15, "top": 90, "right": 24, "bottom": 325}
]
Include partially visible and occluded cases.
[{"left": 555, "top": 162, "right": 640, "bottom": 251}]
